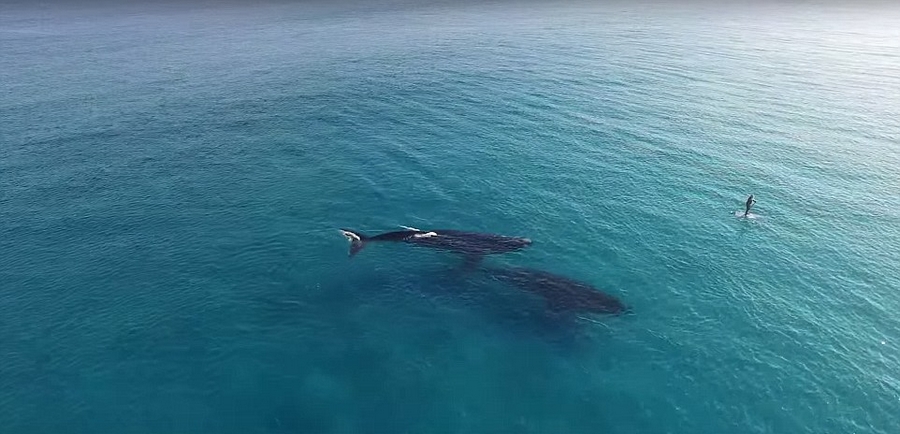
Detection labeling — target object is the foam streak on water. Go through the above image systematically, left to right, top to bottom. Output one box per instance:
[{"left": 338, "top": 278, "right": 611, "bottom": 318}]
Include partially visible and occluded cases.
[{"left": 2, "top": 2, "right": 900, "bottom": 433}]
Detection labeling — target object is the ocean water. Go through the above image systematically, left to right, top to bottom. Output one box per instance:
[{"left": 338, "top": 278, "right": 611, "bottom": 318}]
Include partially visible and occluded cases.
[{"left": 2, "top": 2, "right": 900, "bottom": 433}]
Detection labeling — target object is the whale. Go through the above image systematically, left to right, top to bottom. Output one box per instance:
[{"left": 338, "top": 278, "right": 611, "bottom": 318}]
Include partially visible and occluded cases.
[
  {"left": 339, "top": 227, "right": 532, "bottom": 260},
  {"left": 482, "top": 266, "right": 628, "bottom": 315}
]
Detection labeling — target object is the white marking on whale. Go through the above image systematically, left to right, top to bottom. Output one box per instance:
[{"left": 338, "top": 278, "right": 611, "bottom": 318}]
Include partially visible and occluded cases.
[{"left": 340, "top": 230, "right": 361, "bottom": 242}]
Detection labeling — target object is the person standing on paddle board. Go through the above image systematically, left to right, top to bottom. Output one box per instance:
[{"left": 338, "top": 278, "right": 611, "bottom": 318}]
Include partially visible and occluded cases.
[{"left": 744, "top": 194, "right": 756, "bottom": 217}]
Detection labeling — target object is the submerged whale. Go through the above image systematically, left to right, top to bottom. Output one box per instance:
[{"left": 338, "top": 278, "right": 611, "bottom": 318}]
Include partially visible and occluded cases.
[
  {"left": 339, "top": 227, "right": 532, "bottom": 258},
  {"left": 483, "top": 266, "right": 628, "bottom": 315}
]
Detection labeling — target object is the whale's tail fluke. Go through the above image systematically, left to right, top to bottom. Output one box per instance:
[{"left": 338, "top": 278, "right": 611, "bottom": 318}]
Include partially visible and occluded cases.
[{"left": 340, "top": 229, "right": 369, "bottom": 257}]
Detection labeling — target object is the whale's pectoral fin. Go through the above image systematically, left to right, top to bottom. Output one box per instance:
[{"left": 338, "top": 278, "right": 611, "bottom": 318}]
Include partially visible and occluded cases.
[
  {"left": 349, "top": 240, "right": 366, "bottom": 257},
  {"left": 461, "top": 254, "right": 484, "bottom": 271}
]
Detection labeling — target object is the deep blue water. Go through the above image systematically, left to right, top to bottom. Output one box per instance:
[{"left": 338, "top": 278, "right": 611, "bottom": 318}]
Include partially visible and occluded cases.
[{"left": 2, "top": 2, "right": 900, "bottom": 433}]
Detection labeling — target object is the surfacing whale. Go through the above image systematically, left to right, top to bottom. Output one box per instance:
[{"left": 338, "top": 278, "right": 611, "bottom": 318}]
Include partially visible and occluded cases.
[{"left": 339, "top": 227, "right": 532, "bottom": 259}]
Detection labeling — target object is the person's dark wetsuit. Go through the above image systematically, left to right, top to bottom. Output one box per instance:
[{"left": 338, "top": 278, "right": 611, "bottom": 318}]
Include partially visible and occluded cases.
[{"left": 744, "top": 194, "right": 756, "bottom": 217}]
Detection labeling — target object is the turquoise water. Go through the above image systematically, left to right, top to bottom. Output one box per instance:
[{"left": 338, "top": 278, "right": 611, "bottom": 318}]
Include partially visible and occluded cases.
[{"left": 2, "top": 2, "right": 900, "bottom": 433}]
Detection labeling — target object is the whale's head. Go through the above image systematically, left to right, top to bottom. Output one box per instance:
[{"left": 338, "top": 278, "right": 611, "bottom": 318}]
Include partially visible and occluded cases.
[
  {"left": 489, "top": 236, "right": 533, "bottom": 253},
  {"left": 511, "top": 237, "right": 533, "bottom": 250},
  {"left": 582, "top": 294, "right": 628, "bottom": 315}
]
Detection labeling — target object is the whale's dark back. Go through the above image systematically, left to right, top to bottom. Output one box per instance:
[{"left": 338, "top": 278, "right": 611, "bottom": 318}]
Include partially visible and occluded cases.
[
  {"left": 341, "top": 228, "right": 532, "bottom": 258},
  {"left": 407, "top": 230, "right": 532, "bottom": 255}
]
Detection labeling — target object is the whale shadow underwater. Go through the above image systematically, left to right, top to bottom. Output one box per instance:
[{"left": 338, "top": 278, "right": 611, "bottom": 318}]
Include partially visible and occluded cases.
[{"left": 478, "top": 265, "right": 629, "bottom": 317}]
